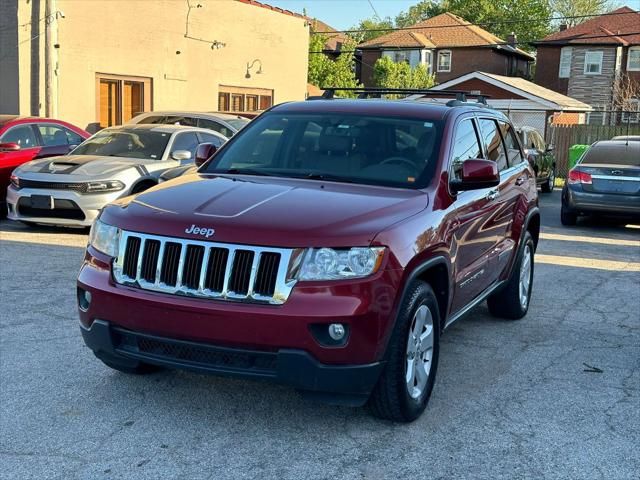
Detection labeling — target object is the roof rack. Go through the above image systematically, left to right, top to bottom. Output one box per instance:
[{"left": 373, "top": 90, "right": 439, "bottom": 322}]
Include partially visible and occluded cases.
[{"left": 308, "top": 87, "right": 491, "bottom": 107}]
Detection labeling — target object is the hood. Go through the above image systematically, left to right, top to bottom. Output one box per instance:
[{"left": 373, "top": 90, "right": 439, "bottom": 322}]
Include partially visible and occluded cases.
[
  {"left": 15, "top": 154, "right": 154, "bottom": 178},
  {"left": 101, "top": 174, "right": 428, "bottom": 247}
]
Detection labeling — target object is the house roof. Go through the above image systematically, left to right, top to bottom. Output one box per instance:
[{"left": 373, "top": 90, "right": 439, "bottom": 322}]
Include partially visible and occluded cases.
[
  {"left": 235, "top": 0, "right": 305, "bottom": 19},
  {"left": 535, "top": 6, "right": 640, "bottom": 46},
  {"left": 358, "top": 12, "right": 534, "bottom": 60},
  {"left": 309, "top": 18, "right": 351, "bottom": 52},
  {"left": 432, "top": 71, "right": 592, "bottom": 111}
]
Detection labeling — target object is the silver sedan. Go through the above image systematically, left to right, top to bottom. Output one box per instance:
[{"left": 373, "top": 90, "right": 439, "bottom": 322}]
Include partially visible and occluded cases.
[{"left": 6, "top": 124, "right": 226, "bottom": 227}]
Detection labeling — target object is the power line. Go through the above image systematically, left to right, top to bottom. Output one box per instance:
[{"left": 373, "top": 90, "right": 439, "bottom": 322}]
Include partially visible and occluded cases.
[
  {"left": 366, "top": 0, "right": 382, "bottom": 21},
  {"left": 313, "top": 10, "right": 637, "bottom": 35},
  {"left": 309, "top": 31, "right": 640, "bottom": 54}
]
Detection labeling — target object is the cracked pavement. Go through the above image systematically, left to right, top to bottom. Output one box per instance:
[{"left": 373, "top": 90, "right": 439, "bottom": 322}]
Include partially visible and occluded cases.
[{"left": 1, "top": 190, "right": 639, "bottom": 479}]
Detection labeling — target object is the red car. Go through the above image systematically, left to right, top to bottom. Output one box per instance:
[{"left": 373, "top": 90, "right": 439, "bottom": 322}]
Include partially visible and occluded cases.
[
  {"left": 78, "top": 90, "right": 539, "bottom": 422},
  {"left": 0, "top": 115, "right": 89, "bottom": 213}
]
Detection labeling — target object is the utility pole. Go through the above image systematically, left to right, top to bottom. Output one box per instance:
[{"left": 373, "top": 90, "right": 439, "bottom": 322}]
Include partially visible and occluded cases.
[{"left": 44, "top": 0, "right": 52, "bottom": 117}]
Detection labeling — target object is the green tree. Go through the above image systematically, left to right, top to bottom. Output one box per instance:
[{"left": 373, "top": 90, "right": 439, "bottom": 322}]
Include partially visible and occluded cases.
[
  {"left": 550, "top": 0, "right": 612, "bottom": 27},
  {"left": 395, "top": 1, "right": 444, "bottom": 27},
  {"left": 349, "top": 17, "right": 394, "bottom": 43},
  {"left": 308, "top": 34, "right": 360, "bottom": 96},
  {"left": 373, "top": 56, "right": 436, "bottom": 91}
]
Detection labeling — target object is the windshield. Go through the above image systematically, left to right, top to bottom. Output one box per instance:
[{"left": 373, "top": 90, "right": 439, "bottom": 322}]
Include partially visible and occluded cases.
[
  {"left": 203, "top": 112, "right": 443, "bottom": 188},
  {"left": 227, "top": 118, "right": 249, "bottom": 130},
  {"left": 71, "top": 129, "right": 171, "bottom": 159}
]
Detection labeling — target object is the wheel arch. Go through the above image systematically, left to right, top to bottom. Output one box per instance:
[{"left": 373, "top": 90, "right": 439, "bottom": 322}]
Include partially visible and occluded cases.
[
  {"left": 129, "top": 177, "right": 157, "bottom": 194},
  {"left": 524, "top": 207, "right": 540, "bottom": 251}
]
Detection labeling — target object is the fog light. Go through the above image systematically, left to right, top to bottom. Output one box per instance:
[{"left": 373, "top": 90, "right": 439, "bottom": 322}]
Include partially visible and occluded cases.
[
  {"left": 78, "top": 288, "right": 91, "bottom": 311},
  {"left": 328, "top": 323, "right": 345, "bottom": 341}
]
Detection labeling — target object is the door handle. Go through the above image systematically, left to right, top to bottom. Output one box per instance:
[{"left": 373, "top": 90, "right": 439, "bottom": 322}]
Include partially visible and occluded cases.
[
  {"left": 515, "top": 176, "right": 526, "bottom": 186},
  {"left": 485, "top": 189, "right": 500, "bottom": 201}
]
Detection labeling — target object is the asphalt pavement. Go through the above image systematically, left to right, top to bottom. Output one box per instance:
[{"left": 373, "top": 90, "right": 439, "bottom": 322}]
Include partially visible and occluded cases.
[{"left": 1, "top": 190, "right": 639, "bottom": 479}]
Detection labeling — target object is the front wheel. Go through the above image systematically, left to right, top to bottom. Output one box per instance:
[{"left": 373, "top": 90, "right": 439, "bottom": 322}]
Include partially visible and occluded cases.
[
  {"left": 541, "top": 169, "right": 555, "bottom": 193},
  {"left": 487, "top": 231, "right": 534, "bottom": 320},
  {"left": 368, "top": 281, "right": 440, "bottom": 422}
]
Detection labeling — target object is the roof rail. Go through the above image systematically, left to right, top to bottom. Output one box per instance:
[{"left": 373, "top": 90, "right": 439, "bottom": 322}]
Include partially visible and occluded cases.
[{"left": 308, "top": 87, "right": 491, "bottom": 107}]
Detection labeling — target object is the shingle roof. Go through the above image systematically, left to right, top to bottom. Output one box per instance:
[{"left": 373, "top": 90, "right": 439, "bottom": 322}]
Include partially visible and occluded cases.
[
  {"left": 235, "top": 0, "right": 304, "bottom": 19},
  {"left": 535, "top": 6, "right": 640, "bottom": 46},
  {"left": 358, "top": 12, "right": 532, "bottom": 59},
  {"left": 309, "top": 18, "right": 351, "bottom": 52},
  {"left": 477, "top": 72, "right": 592, "bottom": 110}
]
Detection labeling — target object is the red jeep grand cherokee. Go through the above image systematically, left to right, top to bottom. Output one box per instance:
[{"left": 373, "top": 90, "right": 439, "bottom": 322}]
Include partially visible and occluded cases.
[{"left": 78, "top": 92, "right": 539, "bottom": 422}]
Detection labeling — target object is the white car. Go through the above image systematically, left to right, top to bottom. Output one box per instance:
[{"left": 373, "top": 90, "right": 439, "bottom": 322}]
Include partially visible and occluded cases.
[
  {"left": 128, "top": 111, "right": 250, "bottom": 138},
  {"left": 7, "top": 124, "right": 226, "bottom": 227}
]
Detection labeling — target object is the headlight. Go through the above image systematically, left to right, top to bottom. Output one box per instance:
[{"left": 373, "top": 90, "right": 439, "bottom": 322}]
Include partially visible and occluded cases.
[
  {"left": 9, "top": 174, "right": 20, "bottom": 189},
  {"left": 86, "top": 180, "right": 125, "bottom": 193},
  {"left": 89, "top": 219, "right": 120, "bottom": 257},
  {"left": 296, "top": 247, "right": 385, "bottom": 281}
]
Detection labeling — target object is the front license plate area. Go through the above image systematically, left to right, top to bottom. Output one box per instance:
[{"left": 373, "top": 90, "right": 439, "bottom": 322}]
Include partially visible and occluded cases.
[{"left": 30, "top": 195, "right": 54, "bottom": 209}]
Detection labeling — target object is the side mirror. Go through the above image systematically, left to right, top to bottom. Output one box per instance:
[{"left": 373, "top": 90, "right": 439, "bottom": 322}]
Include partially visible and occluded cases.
[
  {"left": 0, "top": 142, "right": 20, "bottom": 151},
  {"left": 195, "top": 143, "right": 218, "bottom": 167},
  {"left": 171, "top": 149, "right": 192, "bottom": 161},
  {"left": 450, "top": 159, "right": 500, "bottom": 192}
]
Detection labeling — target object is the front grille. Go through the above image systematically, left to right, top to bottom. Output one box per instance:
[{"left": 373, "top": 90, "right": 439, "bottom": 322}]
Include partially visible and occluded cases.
[
  {"left": 17, "top": 179, "right": 89, "bottom": 193},
  {"left": 17, "top": 198, "right": 86, "bottom": 220},
  {"left": 112, "top": 230, "right": 296, "bottom": 305},
  {"left": 112, "top": 328, "right": 277, "bottom": 374}
]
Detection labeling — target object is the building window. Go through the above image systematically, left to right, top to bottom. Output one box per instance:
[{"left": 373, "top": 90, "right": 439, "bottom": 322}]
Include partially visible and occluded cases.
[
  {"left": 559, "top": 47, "right": 572, "bottom": 78},
  {"left": 628, "top": 47, "right": 640, "bottom": 71},
  {"left": 382, "top": 49, "right": 421, "bottom": 67},
  {"left": 421, "top": 50, "right": 433, "bottom": 73},
  {"left": 437, "top": 50, "right": 452, "bottom": 72},
  {"left": 584, "top": 51, "right": 603, "bottom": 75},
  {"left": 96, "top": 74, "right": 152, "bottom": 128},
  {"left": 218, "top": 86, "right": 273, "bottom": 113}
]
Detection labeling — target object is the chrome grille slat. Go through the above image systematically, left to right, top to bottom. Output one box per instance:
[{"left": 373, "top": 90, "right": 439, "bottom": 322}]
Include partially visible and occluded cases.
[{"left": 112, "top": 230, "right": 296, "bottom": 305}]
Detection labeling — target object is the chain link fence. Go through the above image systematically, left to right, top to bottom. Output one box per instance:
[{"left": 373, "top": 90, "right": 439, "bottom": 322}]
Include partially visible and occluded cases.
[{"left": 500, "top": 109, "right": 640, "bottom": 178}]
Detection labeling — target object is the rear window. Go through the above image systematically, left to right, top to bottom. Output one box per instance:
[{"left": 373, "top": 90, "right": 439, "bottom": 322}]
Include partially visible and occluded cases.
[
  {"left": 203, "top": 112, "right": 444, "bottom": 189},
  {"left": 581, "top": 143, "right": 640, "bottom": 166}
]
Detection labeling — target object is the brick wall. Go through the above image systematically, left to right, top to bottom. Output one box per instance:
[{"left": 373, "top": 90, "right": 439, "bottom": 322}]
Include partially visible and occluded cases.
[
  {"left": 534, "top": 46, "right": 569, "bottom": 95},
  {"left": 438, "top": 78, "right": 526, "bottom": 99}
]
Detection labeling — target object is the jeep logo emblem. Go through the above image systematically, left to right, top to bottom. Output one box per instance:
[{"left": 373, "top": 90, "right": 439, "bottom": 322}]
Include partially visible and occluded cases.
[{"left": 185, "top": 224, "right": 215, "bottom": 238}]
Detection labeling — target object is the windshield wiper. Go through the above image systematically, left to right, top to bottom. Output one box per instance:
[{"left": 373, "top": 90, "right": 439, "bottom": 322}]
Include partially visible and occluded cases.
[
  {"left": 213, "top": 168, "right": 281, "bottom": 177},
  {"left": 300, "top": 173, "right": 355, "bottom": 184}
]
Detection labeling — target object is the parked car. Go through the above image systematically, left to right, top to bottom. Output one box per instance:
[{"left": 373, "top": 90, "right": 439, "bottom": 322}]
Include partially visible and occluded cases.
[
  {"left": 77, "top": 92, "right": 539, "bottom": 422},
  {"left": 128, "top": 111, "right": 249, "bottom": 138},
  {"left": 0, "top": 115, "right": 89, "bottom": 215},
  {"left": 7, "top": 124, "right": 226, "bottom": 227},
  {"left": 517, "top": 126, "right": 556, "bottom": 193},
  {"left": 611, "top": 135, "right": 640, "bottom": 142},
  {"left": 561, "top": 140, "right": 640, "bottom": 225}
]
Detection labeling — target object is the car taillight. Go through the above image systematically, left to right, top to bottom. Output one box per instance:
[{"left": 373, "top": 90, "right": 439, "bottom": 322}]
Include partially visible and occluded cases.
[{"left": 567, "top": 169, "right": 592, "bottom": 185}]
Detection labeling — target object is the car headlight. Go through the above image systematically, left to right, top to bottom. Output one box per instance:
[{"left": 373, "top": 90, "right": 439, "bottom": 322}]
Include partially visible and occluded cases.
[
  {"left": 9, "top": 174, "right": 20, "bottom": 189},
  {"left": 86, "top": 180, "right": 125, "bottom": 193},
  {"left": 89, "top": 219, "right": 120, "bottom": 257},
  {"left": 295, "top": 247, "right": 385, "bottom": 281}
]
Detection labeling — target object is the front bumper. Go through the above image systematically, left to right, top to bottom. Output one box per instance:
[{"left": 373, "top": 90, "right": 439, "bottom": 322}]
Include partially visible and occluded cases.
[
  {"left": 6, "top": 185, "right": 124, "bottom": 227},
  {"left": 563, "top": 185, "right": 640, "bottom": 216},
  {"left": 78, "top": 248, "right": 402, "bottom": 399},
  {"left": 81, "top": 319, "right": 384, "bottom": 405}
]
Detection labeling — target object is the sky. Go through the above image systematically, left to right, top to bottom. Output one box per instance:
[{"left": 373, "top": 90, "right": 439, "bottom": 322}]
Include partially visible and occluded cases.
[{"left": 264, "top": 0, "right": 418, "bottom": 30}]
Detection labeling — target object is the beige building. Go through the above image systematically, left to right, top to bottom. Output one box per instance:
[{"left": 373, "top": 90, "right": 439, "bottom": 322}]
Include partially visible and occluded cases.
[{"left": 0, "top": 0, "right": 309, "bottom": 131}]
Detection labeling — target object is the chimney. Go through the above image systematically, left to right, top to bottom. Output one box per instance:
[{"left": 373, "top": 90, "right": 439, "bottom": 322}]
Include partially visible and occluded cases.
[
  {"left": 559, "top": 23, "right": 567, "bottom": 31},
  {"left": 507, "top": 32, "right": 517, "bottom": 47}
]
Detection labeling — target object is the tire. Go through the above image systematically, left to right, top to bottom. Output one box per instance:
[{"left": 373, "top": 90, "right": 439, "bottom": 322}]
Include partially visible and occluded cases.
[
  {"left": 541, "top": 169, "right": 555, "bottom": 193},
  {"left": 560, "top": 203, "right": 577, "bottom": 226},
  {"left": 487, "top": 231, "right": 534, "bottom": 320},
  {"left": 368, "top": 281, "right": 440, "bottom": 422},
  {"left": 97, "top": 353, "right": 161, "bottom": 375}
]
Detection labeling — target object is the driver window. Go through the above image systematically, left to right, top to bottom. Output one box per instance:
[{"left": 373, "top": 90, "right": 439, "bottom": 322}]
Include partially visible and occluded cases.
[
  {"left": 478, "top": 118, "right": 509, "bottom": 172},
  {"left": 450, "top": 119, "right": 482, "bottom": 182},
  {"left": 1, "top": 125, "right": 38, "bottom": 148},
  {"left": 170, "top": 132, "right": 200, "bottom": 158}
]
